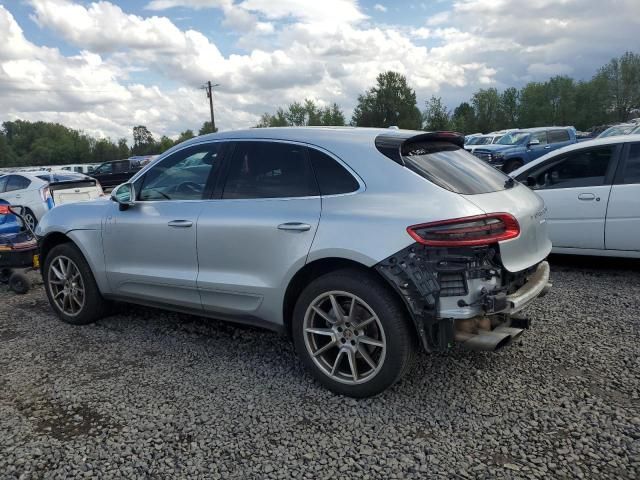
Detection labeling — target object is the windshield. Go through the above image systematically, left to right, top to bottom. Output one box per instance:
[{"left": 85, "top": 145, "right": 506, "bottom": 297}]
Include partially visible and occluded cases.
[
  {"left": 598, "top": 125, "right": 636, "bottom": 138},
  {"left": 497, "top": 132, "right": 530, "bottom": 145},
  {"left": 475, "top": 136, "right": 492, "bottom": 145},
  {"left": 466, "top": 137, "right": 482, "bottom": 145},
  {"left": 402, "top": 142, "right": 510, "bottom": 194}
]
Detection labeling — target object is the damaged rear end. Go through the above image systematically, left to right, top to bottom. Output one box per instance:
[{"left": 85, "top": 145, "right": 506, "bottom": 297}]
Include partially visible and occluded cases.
[{"left": 374, "top": 131, "right": 552, "bottom": 352}]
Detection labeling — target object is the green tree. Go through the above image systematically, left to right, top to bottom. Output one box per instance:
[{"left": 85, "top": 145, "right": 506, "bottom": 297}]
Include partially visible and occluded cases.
[
  {"left": 597, "top": 51, "right": 640, "bottom": 121},
  {"left": 351, "top": 71, "right": 422, "bottom": 129},
  {"left": 499, "top": 87, "right": 519, "bottom": 128},
  {"left": 472, "top": 88, "right": 501, "bottom": 132},
  {"left": 422, "top": 95, "right": 451, "bottom": 130},
  {"left": 256, "top": 100, "right": 346, "bottom": 127},
  {"left": 450, "top": 102, "right": 476, "bottom": 134},
  {"left": 320, "top": 103, "right": 346, "bottom": 126},
  {"left": 199, "top": 121, "right": 218, "bottom": 135},
  {"left": 132, "top": 125, "right": 157, "bottom": 155},
  {"left": 176, "top": 129, "right": 195, "bottom": 143},
  {"left": 158, "top": 135, "right": 175, "bottom": 153},
  {"left": 117, "top": 138, "right": 130, "bottom": 158}
]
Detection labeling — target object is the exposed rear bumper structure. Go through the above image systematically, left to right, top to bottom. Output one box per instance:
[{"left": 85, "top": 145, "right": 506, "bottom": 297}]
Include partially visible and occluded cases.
[{"left": 376, "top": 244, "right": 551, "bottom": 353}]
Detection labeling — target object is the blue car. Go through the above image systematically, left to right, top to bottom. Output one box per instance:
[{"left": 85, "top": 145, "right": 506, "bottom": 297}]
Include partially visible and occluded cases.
[
  {"left": 471, "top": 127, "right": 578, "bottom": 173},
  {"left": 0, "top": 200, "right": 20, "bottom": 235}
]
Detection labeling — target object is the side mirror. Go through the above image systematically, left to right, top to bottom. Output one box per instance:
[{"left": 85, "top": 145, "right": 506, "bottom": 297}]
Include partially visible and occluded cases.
[
  {"left": 528, "top": 139, "right": 541, "bottom": 147},
  {"left": 111, "top": 183, "right": 136, "bottom": 211}
]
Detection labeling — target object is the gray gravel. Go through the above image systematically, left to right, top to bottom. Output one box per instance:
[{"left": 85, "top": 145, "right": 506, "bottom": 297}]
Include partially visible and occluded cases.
[{"left": 1, "top": 257, "right": 639, "bottom": 479}]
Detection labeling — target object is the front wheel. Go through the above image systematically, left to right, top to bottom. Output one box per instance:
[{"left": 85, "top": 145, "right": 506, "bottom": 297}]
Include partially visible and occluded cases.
[
  {"left": 43, "top": 243, "right": 110, "bottom": 325},
  {"left": 292, "top": 269, "right": 414, "bottom": 398}
]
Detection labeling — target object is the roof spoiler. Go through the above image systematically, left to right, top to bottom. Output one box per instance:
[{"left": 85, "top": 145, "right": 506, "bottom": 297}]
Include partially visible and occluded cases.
[{"left": 375, "top": 131, "right": 465, "bottom": 165}]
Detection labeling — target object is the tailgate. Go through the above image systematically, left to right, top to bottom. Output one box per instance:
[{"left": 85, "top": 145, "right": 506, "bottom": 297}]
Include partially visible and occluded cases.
[
  {"left": 50, "top": 180, "right": 102, "bottom": 206},
  {"left": 462, "top": 184, "right": 551, "bottom": 272}
]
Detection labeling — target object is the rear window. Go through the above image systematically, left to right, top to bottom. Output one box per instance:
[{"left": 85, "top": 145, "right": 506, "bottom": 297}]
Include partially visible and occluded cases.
[
  {"left": 401, "top": 142, "right": 510, "bottom": 194},
  {"left": 36, "top": 174, "right": 86, "bottom": 183}
]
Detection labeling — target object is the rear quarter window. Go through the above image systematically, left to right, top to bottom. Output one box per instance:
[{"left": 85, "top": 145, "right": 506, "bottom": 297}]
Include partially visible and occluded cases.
[
  {"left": 548, "top": 130, "right": 571, "bottom": 143},
  {"left": 401, "top": 142, "right": 509, "bottom": 194},
  {"left": 308, "top": 148, "right": 359, "bottom": 195}
]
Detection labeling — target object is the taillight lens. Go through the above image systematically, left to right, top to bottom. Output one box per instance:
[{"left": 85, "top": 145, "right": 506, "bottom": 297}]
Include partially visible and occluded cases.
[
  {"left": 40, "top": 186, "right": 51, "bottom": 202},
  {"left": 0, "top": 205, "right": 10, "bottom": 215},
  {"left": 407, "top": 213, "right": 520, "bottom": 247}
]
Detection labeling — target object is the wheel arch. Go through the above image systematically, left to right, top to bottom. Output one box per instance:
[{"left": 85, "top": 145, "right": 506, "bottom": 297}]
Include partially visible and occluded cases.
[
  {"left": 39, "top": 231, "right": 73, "bottom": 274},
  {"left": 282, "top": 256, "right": 413, "bottom": 339}
]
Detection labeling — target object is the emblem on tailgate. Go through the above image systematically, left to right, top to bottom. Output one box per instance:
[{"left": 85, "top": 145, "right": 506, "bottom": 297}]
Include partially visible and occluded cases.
[{"left": 533, "top": 207, "right": 547, "bottom": 223}]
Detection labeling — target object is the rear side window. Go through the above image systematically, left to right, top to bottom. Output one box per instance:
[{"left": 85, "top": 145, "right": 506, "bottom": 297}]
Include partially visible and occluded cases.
[
  {"left": 548, "top": 130, "right": 570, "bottom": 143},
  {"left": 531, "top": 131, "right": 548, "bottom": 145},
  {"left": 223, "top": 141, "right": 318, "bottom": 199},
  {"left": 401, "top": 142, "right": 510, "bottom": 194},
  {"left": 621, "top": 143, "right": 640, "bottom": 184},
  {"left": 308, "top": 148, "right": 359, "bottom": 195},
  {"left": 6, "top": 175, "right": 30, "bottom": 192},
  {"left": 0, "top": 176, "right": 7, "bottom": 193}
]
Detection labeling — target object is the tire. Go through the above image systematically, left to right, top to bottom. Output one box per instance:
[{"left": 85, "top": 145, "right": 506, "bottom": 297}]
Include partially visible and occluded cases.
[
  {"left": 502, "top": 159, "right": 523, "bottom": 174},
  {"left": 23, "top": 209, "right": 38, "bottom": 231},
  {"left": 43, "top": 242, "right": 110, "bottom": 325},
  {"left": 0, "top": 268, "right": 11, "bottom": 284},
  {"left": 292, "top": 269, "right": 414, "bottom": 398},
  {"left": 9, "top": 271, "right": 30, "bottom": 294}
]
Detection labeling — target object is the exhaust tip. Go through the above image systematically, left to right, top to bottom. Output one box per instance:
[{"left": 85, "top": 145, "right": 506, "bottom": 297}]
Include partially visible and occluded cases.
[{"left": 493, "top": 335, "right": 512, "bottom": 351}]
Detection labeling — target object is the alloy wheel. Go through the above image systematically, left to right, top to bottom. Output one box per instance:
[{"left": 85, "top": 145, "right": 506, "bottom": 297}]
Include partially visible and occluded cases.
[
  {"left": 47, "top": 255, "right": 85, "bottom": 316},
  {"left": 303, "top": 291, "right": 387, "bottom": 385}
]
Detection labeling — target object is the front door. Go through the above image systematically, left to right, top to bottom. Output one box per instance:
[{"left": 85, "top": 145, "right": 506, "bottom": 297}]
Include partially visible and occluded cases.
[
  {"left": 196, "top": 140, "right": 321, "bottom": 327},
  {"left": 102, "top": 142, "right": 223, "bottom": 309},
  {"left": 606, "top": 142, "right": 640, "bottom": 251},
  {"left": 523, "top": 144, "right": 619, "bottom": 250}
]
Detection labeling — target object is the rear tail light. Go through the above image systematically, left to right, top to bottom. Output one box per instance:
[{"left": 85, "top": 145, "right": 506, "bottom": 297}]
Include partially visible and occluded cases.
[
  {"left": 40, "top": 186, "right": 54, "bottom": 209},
  {"left": 0, "top": 205, "right": 10, "bottom": 215},
  {"left": 407, "top": 213, "right": 520, "bottom": 247}
]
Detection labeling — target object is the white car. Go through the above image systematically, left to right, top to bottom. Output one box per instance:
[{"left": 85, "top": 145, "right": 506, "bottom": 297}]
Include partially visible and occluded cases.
[
  {"left": 512, "top": 134, "right": 640, "bottom": 257},
  {"left": 0, "top": 171, "right": 103, "bottom": 229}
]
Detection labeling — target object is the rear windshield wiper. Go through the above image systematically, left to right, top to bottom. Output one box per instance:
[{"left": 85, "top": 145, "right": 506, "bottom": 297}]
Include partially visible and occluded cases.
[{"left": 504, "top": 177, "right": 515, "bottom": 189}]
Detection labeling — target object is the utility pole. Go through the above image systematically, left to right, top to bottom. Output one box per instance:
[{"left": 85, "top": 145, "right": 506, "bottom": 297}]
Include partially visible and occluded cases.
[{"left": 203, "top": 81, "right": 220, "bottom": 132}]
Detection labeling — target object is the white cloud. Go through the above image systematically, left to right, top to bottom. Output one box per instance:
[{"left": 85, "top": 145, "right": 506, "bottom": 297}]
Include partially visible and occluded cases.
[{"left": 373, "top": 3, "right": 387, "bottom": 12}]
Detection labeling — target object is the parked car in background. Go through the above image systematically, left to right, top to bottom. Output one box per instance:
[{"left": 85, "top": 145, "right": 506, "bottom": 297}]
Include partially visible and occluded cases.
[
  {"left": 597, "top": 124, "right": 637, "bottom": 138},
  {"left": 472, "top": 126, "right": 578, "bottom": 173},
  {"left": 37, "top": 127, "right": 551, "bottom": 398},
  {"left": 464, "top": 133, "right": 504, "bottom": 153},
  {"left": 512, "top": 134, "right": 640, "bottom": 257},
  {"left": 90, "top": 159, "right": 142, "bottom": 189},
  {"left": 57, "top": 164, "right": 99, "bottom": 175},
  {"left": 0, "top": 172, "right": 103, "bottom": 229},
  {"left": 0, "top": 199, "right": 20, "bottom": 235}
]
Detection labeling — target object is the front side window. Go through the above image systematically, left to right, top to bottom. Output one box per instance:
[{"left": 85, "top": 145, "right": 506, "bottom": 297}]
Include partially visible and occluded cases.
[
  {"left": 548, "top": 129, "right": 570, "bottom": 143},
  {"left": 497, "top": 132, "right": 529, "bottom": 145},
  {"left": 222, "top": 141, "right": 318, "bottom": 199},
  {"left": 138, "top": 143, "right": 221, "bottom": 201},
  {"left": 621, "top": 143, "right": 640, "bottom": 184},
  {"left": 522, "top": 146, "right": 615, "bottom": 190},
  {"left": 94, "top": 163, "right": 113, "bottom": 174},
  {"left": 6, "top": 175, "right": 30, "bottom": 192},
  {"left": 0, "top": 176, "right": 7, "bottom": 193}
]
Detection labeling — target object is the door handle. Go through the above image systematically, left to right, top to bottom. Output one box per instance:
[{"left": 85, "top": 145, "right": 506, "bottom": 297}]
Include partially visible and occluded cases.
[
  {"left": 544, "top": 145, "right": 551, "bottom": 149},
  {"left": 578, "top": 193, "right": 595, "bottom": 201},
  {"left": 15, "top": 194, "right": 21, "bottom": 198},
  {"left": 168, "top": 220, "right": 193, "bottom": 228},
  {"left": 278, "top": 222, "right": 311, "bottom": 232}
]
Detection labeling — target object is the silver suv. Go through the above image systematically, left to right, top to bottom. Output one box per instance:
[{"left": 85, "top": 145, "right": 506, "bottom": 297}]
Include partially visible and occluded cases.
[{"left": 37, "top": 128, "right": 551, "bottom": 397}]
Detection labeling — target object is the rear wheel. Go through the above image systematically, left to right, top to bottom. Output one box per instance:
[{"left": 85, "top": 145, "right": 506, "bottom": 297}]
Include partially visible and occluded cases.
[
  {"left": 502, "top": 159, "right": 523, "bottom": 174},
  {"left": 23, "top": 209, "right": 37, "bottom": 231},
  {"left": 43, "top": 243, "right": 110, "bottom": 325},
  {"left": 293, "top": 269, "right": 414, "bottom": 397},
  {"left": 9, "top": 271, "right": 30, "bottom": 294}
]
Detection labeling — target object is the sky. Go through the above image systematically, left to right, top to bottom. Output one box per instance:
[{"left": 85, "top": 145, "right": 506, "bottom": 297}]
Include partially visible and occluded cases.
[{"left": 0, "top": 0, "right": 639, "bottom": 142}]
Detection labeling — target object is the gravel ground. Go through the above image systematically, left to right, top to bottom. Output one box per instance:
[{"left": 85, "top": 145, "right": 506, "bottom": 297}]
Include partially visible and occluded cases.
[{"left": 0, "top": 256, "right": 639, "bottom": 479}]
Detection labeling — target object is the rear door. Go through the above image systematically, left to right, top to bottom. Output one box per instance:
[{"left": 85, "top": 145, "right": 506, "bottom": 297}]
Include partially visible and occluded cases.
[
  {"left": 547, "top": 129, "right": 573, "bottom": 151},
  {"left": 196, "top": 140, "right": 321, "bottom": 325},
  {"left": 605, "top": 142, "right": 640, "bottom": 251},
  {"left": 517, "top": 145, "right": 620, "bottom": 250},
  {"left": 1, "top": 175, "right": 31, "bottom": 205}
]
